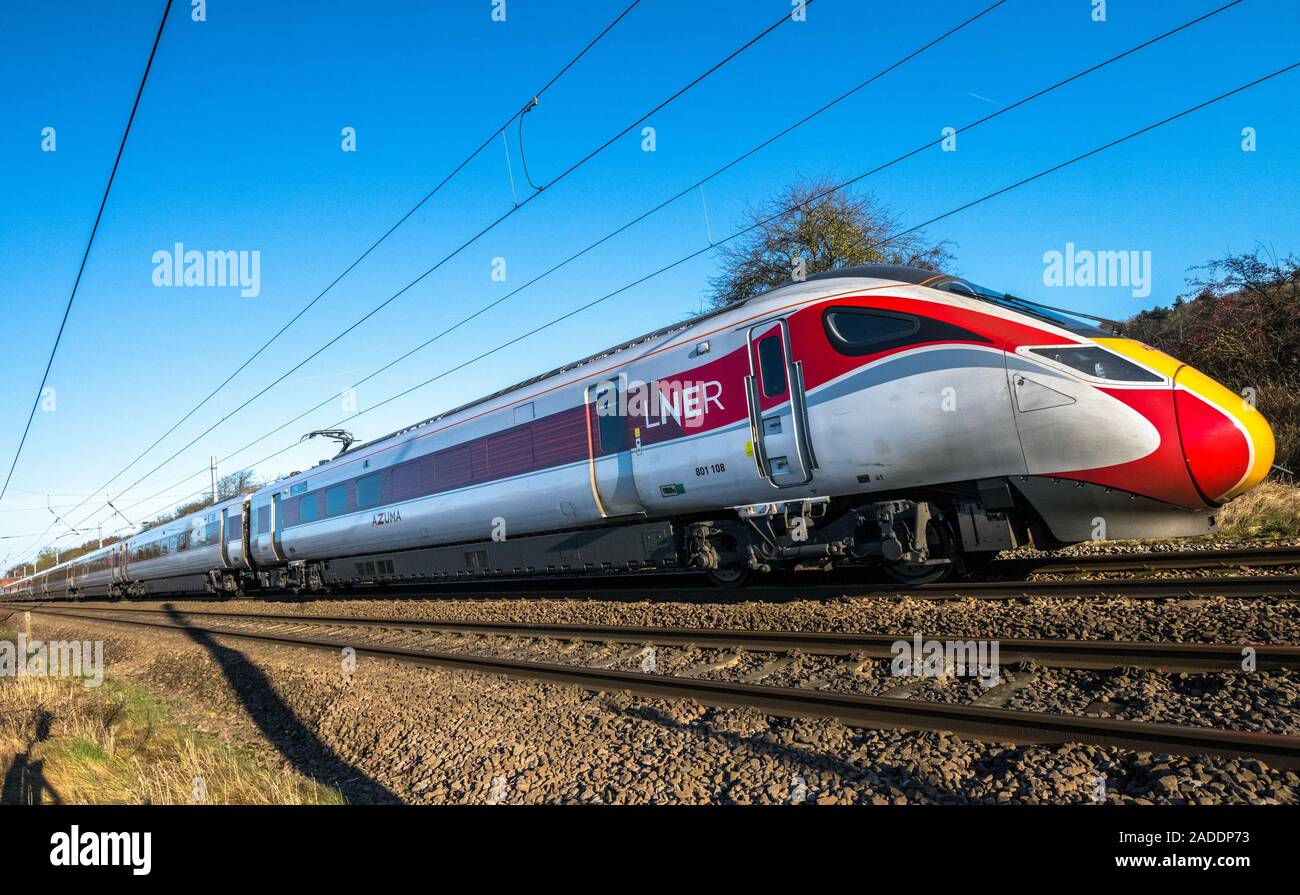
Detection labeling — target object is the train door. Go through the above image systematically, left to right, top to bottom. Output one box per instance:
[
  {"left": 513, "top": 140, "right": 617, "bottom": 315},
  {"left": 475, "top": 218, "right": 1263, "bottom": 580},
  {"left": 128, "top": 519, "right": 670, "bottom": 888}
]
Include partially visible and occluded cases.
[
  {"left": 746, "top": 319, "right": 816, "bottom": 487},
  {"left": 585, "top": 377, "right": 646, "bottom": 518},
  {"left": 270, "top": 494, "right": 287, "bottom": 562},
  {"left": 241, "top": 497, "right": 255, "bottom": 570},
  {"left": 219, "top": 507, "right": 232, "bottom": 569}
]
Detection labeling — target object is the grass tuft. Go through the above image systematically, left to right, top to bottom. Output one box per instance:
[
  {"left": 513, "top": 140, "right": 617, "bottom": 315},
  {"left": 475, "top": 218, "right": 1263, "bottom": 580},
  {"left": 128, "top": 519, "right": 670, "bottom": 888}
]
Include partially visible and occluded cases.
[
  {"left": 1215, "top": 480, "right": 1300, "bottom": 539},
  {"left": 0, "top": 670, "right": 344, "bottom": 805}
]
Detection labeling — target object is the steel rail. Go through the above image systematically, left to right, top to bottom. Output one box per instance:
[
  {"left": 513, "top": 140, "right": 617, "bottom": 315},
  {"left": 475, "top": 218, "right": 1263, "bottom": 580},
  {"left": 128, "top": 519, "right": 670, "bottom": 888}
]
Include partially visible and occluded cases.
[
  {"left": 998, "top": 545, "right": 1300, "bottom": 575},
  {"left": 6, "top": 572, "right": 1299, "bottom": 605},
  {"left": 314, "top": 572, "right": 1300, "bottom": 601},
  {"left": 10, "top": 603, "right": 1299, "bottom": 673},
  {"left": 16, "top": 605, "right": 1300, "bottom": 769}
]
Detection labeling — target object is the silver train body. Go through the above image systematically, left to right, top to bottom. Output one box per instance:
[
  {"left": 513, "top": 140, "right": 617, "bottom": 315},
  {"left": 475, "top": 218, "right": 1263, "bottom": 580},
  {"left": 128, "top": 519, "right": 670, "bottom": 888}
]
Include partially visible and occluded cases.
[{"left": 2, "top": 266, "right": 1273, "bottom": 599}]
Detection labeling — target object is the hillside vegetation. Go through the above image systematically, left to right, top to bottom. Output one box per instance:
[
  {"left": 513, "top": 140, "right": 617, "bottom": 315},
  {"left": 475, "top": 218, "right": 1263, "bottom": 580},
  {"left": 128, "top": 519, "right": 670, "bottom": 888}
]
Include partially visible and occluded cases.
[{"left": 1125, "top": 250, "right": 1299, "bottom": 474}]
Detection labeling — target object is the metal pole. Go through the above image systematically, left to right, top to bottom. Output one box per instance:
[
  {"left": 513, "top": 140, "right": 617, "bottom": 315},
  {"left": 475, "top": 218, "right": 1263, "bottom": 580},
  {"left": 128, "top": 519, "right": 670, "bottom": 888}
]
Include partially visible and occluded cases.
[
  {"left": 211, "top": 455, "right": 219, "bottom": 503},
  {"left": 98, "top": 522, "right": 103, "bottom": 548}
]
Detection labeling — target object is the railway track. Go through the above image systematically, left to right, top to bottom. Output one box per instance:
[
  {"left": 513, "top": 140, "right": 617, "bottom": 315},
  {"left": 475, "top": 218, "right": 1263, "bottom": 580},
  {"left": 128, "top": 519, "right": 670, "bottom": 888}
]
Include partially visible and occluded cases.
[
  {"left": 992, "top": 544, "right": 1300, "bottom": 575},
  {"left": 6, "top": 545, "right": 1298, "bottom": 605},
  {"left": 14, "top": 570, "right": 1299, "bottom": 605},
  {"left": 301, "top": 571, "right": 1300, "bottom": 602},
  {"left": 8, "top": 602, "right": 1299, "bottom": 673},
  {"left": 11, "top": 602, "right": 1300, "bottom": 770}
]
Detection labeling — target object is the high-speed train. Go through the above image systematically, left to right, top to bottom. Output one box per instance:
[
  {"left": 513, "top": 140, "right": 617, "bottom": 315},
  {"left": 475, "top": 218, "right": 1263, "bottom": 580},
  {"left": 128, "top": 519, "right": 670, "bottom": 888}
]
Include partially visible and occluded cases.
[{"left": 2, "top": 265, "right": 1274, "bottom": 599}]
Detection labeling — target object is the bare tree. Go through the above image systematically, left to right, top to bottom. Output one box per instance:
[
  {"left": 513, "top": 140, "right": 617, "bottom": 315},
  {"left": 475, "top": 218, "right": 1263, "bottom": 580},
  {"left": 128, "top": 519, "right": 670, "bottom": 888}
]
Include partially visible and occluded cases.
[
  {"left": 709, "top": 176, "right": 954, "bottom": 306},
  {"left": 217, "top": 469, "right": 261, "bottom": 500},
  {"left": 138, "top": 470, "right": 264, "bottom": 532}
]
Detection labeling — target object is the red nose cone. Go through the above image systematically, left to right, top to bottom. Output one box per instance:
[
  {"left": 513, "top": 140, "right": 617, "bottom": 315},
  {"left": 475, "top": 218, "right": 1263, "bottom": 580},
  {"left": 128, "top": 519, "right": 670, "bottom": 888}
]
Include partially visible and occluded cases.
[{"left": 1173, "top": 384, "right": 1251, "bottom": 504}]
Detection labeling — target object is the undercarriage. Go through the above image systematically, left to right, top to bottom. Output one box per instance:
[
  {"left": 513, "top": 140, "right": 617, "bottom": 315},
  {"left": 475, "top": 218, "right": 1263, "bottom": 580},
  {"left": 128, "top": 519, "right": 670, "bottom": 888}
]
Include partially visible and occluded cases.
[{"left": 685, "top": 481, "right": 1030, "bottom": 586}]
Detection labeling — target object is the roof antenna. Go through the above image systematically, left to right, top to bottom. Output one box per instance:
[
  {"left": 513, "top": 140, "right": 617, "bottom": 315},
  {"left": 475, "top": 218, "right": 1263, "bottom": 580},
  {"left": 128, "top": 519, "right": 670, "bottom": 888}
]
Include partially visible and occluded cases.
[{"left": 302, "top": 429, "right": 355, "bottom": 457}]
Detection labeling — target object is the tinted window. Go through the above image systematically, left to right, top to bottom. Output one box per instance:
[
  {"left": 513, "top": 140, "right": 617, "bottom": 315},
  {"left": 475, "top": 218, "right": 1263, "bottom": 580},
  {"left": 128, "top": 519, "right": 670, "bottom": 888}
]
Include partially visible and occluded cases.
[
  {"left": 932, "top": 278, "right": 1111, "bottom": 337},
  {"left": 825, "top": 309, "right": 919, "bottom": 350},
  {"left": 756, "top": 336, "right": 787, "bottom": 398},
  {"left": 1028, "top": 346, "right": 1162, "bottom": 383},
  {"left": 596, "top": 381, "right": 624, "bottom": 451},
  {"left": 485, "top": 429, "right": 534, "bottom": 477},
  {"left": 437, "top": 445, "right": 473, "bottom": 490},
  {"left": 356, "top": 474, "right": 382, "bottom": 509},
  {"left": 325, "top": 485, "right": 348, "bottom": 516},
  {"left": 300, "top": 493, "right": 320, "bottom": 523},
  {"left": 226, "top": 514, "right": 241, "bottom": 543}
]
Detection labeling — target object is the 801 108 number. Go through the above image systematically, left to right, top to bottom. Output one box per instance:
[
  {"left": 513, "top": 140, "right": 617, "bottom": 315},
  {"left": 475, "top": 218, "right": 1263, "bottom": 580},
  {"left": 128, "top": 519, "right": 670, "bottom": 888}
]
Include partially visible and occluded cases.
[{"left": 695, "top": 463, "right": 725, "bottom": 476}]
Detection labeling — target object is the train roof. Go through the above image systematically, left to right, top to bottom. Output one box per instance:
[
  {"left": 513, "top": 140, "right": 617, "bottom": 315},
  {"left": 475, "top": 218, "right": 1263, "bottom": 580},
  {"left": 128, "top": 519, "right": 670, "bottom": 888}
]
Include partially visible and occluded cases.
[{"left": 803, "top": 264, "right": 943, "bottom": 286}]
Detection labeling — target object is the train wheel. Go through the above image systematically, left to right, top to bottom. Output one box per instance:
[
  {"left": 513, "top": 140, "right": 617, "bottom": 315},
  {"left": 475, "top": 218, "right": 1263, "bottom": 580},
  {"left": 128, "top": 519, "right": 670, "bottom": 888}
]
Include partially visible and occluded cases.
[
  {"left": 883, "top": 516, "right": 958, "bottom": 585},
  {"left": 706, "top": 565, "right": 754, "bottom": 589}
]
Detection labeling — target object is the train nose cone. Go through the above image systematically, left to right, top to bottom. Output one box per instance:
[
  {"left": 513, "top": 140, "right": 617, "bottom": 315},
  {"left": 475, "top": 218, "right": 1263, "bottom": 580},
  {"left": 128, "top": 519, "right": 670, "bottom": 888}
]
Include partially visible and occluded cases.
[{"left": 1172, "top": 364, "right": 1275, "bottom": 504}]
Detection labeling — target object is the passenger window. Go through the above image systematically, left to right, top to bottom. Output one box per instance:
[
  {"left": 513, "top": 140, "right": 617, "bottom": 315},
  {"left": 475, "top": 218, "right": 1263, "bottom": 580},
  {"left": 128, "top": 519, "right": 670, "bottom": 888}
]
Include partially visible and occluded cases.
[
  {"left": 756, "top": 335, "right": 788, "bottom": 398},
  {"left": 595, "top": 381, "right": 625, "bottom": 451},
  {"left": 356, "top": 473, "right": 382, "bottom": 509},
  {"left": 325, "top": 485, "right": 348, "bottom": 516},
  {"left": 300, "top": 494, "right": 320, "bottom": 523}
]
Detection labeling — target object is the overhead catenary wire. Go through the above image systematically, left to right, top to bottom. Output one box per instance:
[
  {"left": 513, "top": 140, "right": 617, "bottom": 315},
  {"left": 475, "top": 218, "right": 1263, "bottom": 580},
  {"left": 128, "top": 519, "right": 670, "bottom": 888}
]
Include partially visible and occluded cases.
[
  {"left": 0, "top": 0, "right": 174, "bottom": 506},
  {"left": 7, "top": 0, "right": 644, "bottom": 571},
  {"left": 42, "top": 0, "right": 645, "bottom": 529},
  {"left": 47, "top": 0, "right": 1244, "bottom": 553},
  {"left": 60, "top": 0, "right": 1011, "bottom": 542},
  {"left": 99, "top": 0, "right": 1235, "bottom": 520},
  {"left": 140, "top": 0, "right": 1020, "bottom": 480},
  {"left": 63, "top": 3, "right": 812, "bottom": 533},
  {"left": 14, "top": 4, "right": 1267, "bottom": 567},
  {"left": 97, "top": 57, "right": 1299, "bottom": 554},
  {"left": 314, "top": 61, "right": 1300, "bottom": 443},
  {"left": 517, "top": 97, "right": 543, "bottom": 192}
]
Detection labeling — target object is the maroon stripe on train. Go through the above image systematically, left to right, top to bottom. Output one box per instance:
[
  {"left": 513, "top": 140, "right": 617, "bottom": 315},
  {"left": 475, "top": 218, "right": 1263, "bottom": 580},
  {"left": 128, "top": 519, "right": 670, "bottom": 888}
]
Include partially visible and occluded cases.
[{"left": 279, "top": 404, "right": 596, "bottom": 529}]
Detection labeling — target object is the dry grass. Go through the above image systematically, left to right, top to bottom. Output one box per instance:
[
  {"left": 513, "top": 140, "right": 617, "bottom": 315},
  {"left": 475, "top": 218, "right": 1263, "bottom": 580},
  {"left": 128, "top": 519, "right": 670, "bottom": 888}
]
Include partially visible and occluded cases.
[
  {"left": 1215, "top": 479, "right": 1300, "bottom": 539},
  {"left": 0, "top": 656, "right": 343, "bottom": 805}
]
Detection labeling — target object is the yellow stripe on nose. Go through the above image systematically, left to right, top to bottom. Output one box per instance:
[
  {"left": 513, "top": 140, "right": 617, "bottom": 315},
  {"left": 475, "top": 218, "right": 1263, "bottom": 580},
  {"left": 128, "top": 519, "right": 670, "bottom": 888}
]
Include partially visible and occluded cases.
[{"left": 1096, "top": 338, "right": 1275, "bottom": 500}]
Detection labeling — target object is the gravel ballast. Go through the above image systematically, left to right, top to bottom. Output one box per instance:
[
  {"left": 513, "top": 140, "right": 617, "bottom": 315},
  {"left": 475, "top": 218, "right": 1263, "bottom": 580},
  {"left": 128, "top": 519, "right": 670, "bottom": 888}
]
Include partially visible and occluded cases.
[{"left": 14, "top": 600, "right": 1299, "bottom": 805}]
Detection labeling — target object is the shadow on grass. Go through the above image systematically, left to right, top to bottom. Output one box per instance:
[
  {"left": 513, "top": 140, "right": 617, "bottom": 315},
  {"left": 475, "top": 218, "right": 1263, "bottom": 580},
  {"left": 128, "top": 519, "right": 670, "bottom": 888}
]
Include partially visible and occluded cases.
[
  {"left": 161, "top": 604, "right": 399, "bottom": 804},
  {"left": 1, "top": 709, "right": 63, "bottom": 805}
]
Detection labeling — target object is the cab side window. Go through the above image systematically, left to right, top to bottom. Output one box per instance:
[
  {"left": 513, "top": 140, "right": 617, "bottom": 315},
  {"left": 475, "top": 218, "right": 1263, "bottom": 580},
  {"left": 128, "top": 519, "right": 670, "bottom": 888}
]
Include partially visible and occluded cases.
[{"left": 824, "top": 309, "right": 920, "bottom": 354}]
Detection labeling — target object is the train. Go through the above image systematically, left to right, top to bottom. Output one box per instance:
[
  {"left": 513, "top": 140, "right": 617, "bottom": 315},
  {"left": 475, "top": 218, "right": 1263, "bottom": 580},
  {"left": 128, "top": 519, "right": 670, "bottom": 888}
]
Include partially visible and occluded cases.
[{"left": 1, "top": 264, "right": 1275, "bottom": 600}]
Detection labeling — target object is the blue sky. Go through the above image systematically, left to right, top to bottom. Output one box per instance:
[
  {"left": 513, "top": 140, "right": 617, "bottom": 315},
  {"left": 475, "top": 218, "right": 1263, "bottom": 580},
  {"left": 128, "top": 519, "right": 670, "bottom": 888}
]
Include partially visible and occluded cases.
[{"left": 1, "top": 0, "right": 1297, "bottom": 568}]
